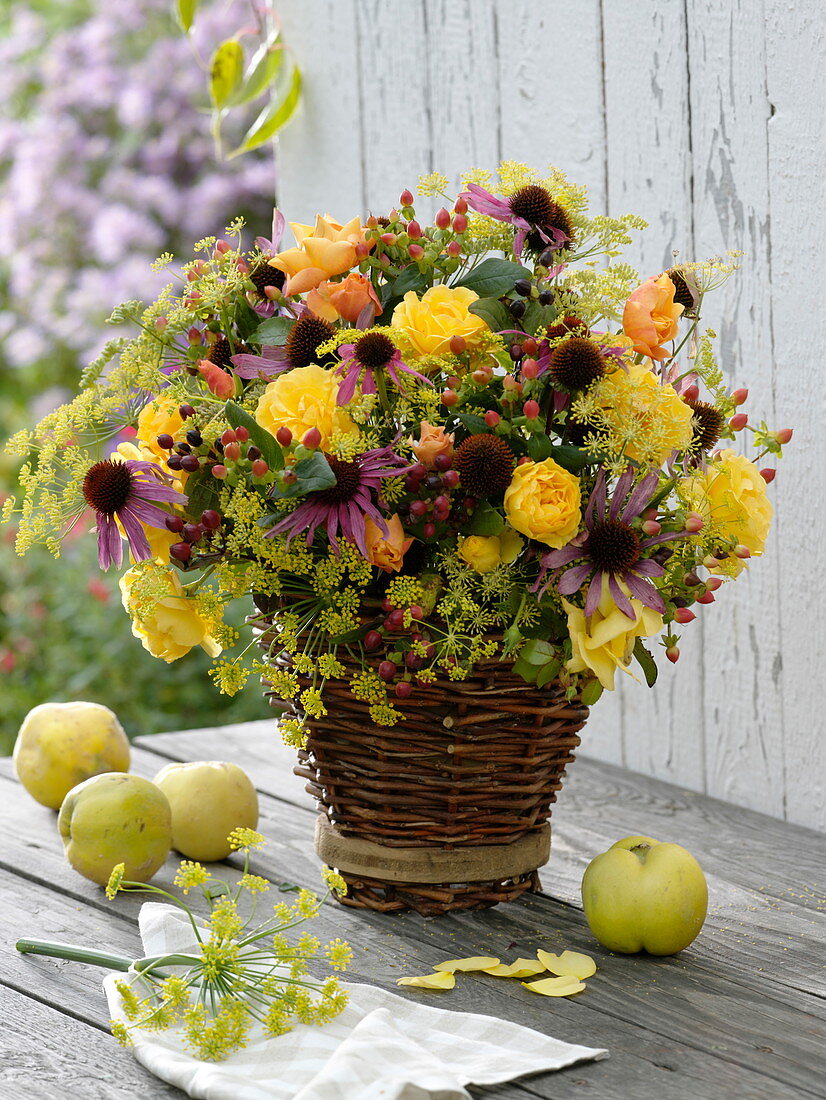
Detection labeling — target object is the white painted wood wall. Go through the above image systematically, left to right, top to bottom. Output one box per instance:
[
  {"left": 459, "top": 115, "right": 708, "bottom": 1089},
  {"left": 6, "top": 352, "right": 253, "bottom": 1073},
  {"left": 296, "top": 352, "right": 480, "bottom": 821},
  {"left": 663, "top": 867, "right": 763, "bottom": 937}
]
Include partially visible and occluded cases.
[{"left": 274, "top": 0, "right": 825, "bottom": 832}]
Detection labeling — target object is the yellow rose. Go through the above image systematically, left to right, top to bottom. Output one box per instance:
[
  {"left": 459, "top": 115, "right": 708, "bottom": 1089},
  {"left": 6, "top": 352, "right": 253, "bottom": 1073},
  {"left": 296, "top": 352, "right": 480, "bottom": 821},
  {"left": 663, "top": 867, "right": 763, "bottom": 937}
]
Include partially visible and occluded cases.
[
  {"left": 270, "top": 214, "right": 368, "bottom": 296},
  {"left": 622, "top": 272, "right": 683, "bottom": 360},
  {"left": 391, "top": 284, "right": 487, "bottom": 359},
  {"left": 595, "top": 361, "right": 693, "bottom": 465},
  {"left": 255, "top": 364, "right": 356, "bottom": 448},
  {"left": 136, "top": 397, "right": 184, "bottom": 464},
  {"left": 411, "top": 421, "right": 455, "bottom": 468},
  {"left": 681, "top": 448, "right": 773, "bottom": 575},
  {"left": 504, "top": 459, "right": 581, "bottom": 548},
  {"left": 364, "top": 514, "right": 412, "bottom": 573},
  {"left": 458, "top": 529, "right": 523, "bottom": 573},
  {"left": 120, "top": 563, "right": 222, "bottom": 664},
  {"left": 564, "top": 579, "right": 664, "bottom": 691}
]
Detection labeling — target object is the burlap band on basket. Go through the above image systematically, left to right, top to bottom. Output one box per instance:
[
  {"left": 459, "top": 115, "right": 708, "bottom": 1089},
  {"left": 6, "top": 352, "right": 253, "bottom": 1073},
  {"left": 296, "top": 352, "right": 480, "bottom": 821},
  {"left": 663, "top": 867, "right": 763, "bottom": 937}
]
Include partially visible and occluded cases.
[{"left": 260, "top": 624, "right": 588, "bottom": 915}]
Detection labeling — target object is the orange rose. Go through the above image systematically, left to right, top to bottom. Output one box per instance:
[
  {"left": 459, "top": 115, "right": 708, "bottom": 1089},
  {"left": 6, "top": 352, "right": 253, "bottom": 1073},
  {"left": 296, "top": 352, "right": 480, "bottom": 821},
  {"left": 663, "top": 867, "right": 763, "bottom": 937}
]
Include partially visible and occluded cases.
[
  {"left": 270, "top": 214, "right": 369, "bottom": 296},
  {"left": 306, "top": 273, "right": 381, "bottom": 324},
  {"left": 622, "top": 273, "right": 683, "bottom": 360},
  {"left": 411, "top": 421, "right": 454, "bottom": 468},
  {"left": 364, "top": 515, "right": 412, "bottom": 573}
]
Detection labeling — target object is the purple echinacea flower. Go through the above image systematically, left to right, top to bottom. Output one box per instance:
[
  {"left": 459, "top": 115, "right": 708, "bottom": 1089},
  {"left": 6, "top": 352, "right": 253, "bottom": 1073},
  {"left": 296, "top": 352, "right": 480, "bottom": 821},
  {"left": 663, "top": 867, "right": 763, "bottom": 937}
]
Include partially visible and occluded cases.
[
  {"left": 459, "top": 182, "right": 572, "bottom": 258},
  {"left": 333, "top": 332, "right": 432, "bottom": 406},
  {"left": 265, "top": 444, "right": 411, "bottom": 558},
  {"left": 82, "top": 458, "right": 187, "bottom": 570},
  {"left": 534, "top": 467, "right": 689, "bottom": 620}
]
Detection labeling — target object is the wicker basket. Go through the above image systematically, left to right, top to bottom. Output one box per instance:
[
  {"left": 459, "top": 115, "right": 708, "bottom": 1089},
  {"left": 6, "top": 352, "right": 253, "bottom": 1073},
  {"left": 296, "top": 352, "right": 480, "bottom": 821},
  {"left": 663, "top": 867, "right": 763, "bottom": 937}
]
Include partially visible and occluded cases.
[{"left": 257, "top": 611, "right": 587, "bottom": 916}]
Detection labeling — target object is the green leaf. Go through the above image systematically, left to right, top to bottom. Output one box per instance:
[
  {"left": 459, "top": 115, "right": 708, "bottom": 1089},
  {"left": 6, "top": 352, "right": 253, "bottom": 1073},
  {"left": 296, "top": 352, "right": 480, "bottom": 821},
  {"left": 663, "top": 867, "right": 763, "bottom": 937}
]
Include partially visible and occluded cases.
[
  {"left": 176, "top": 0, "right": 199, "bottom": 32},
  {"left": 230, "top": 33, "right": 285, "bottom": 107},
  {"left": 210, "top": 39, "right": 244, "bottom": 109},
  {"left": 230, "top": 64, "right": 302, "bottom": 157},
  {"left": 455, "top": 258, "right": 531, "bottom": 298},
  {"left": 391, "top": 266, "right": 428, "bottom": 298},
  {"left": 468, "top": 297, "right": 513, "bottom": 334},
  {"left": 521, "top": 300, "right": 557, "bottom": 334},
  {"left": 251, "top": 315, "right": 295, "bottom": 345},
  {"left": 224, "top": 401, "right": 284, "bottom": 471},
  {"left": 455, "top": 413, "right": 489, "bottom": 436},
  {"left": 527, "top": 434, "right": 554, "bottom": 461},
  {"left": 550, "top": 445, "right": 591, "bottom": 473},
  {"left": 271, "top": 452, "right": 336, "bottom": 498},
  {"left": 182, "top": 466, "right": 222, "bottom": 519},
  {"left": 467, "top": 501, "right": 505, "bottom": 536},
  {"left": 633, "top": 638, "right": 659, "bottom": 687},
  {"left": 520, "top": 639, "right": 557, "bottom": 666},
  {"left": 513, "top": 656, "right": 540, "bottom": 684},
  {"left": 536, "top": 659, "right": 562, "bottom": 689},
  {"left": 580, "top": 679, "right": 605, "bottom": 706}
]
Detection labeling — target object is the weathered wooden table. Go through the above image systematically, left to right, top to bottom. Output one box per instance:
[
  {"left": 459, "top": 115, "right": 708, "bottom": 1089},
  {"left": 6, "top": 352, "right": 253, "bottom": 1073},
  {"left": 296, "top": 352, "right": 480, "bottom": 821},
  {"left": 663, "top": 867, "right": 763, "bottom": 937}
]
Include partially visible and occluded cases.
[{"left": 1, "top": 719, "right": 823, "bottom": 1099}]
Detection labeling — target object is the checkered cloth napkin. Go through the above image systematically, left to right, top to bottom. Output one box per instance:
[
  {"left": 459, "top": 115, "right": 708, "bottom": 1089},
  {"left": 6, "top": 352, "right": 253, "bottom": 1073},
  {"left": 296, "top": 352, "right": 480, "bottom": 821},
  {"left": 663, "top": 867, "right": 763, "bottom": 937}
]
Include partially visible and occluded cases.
[{"left": 104, "top": 903, "right": 607, "bottom": 1099}]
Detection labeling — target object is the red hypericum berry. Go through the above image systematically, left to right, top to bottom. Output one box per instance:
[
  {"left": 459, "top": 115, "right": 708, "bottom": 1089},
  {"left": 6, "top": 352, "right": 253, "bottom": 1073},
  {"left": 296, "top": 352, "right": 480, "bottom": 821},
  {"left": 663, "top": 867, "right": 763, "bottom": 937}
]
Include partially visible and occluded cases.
[
  {"left": 399, "top": 189, "right": 414, "bottom": 207},
  {"left": 454, "top": 196, "right": 468, "bottom": 214},
  {"left": 435, "top": 207, "right": 451, "bottom": 229},
  {"left": 452, "top": 213, "right": 468, "bottom": 233},
  {"left": 407, "top": 219, "right": 422, "bottom": 239},
  {"left": 380, "top": 232, "right": 396, "bottom": 246},
  {"left": 446, "top": 240, "right": 462, "bottom": 257},
  {"left": 408, "top": 243, "right": 425, "bottom": 260},
  {"left": 187, "top": 327, "right": 202, "bottom": 345},
  {"left": 448, "top": 335, "right": 466, "bottom": 355},
  {"left": 522, "top": 337, "right": 539, "bottom": 357},
  {"left": 509, "top": 343, "right": 523, "bottom": 361},
  {"left": 520, "top": 358, "right": 538, "bottom": 380},
  {"left": 471, "top": 369, "right": 489, "bottom": 385},
  {"left": 682, "top": 384, "right": 700, "bottom": 403},
  {"left": 732, "top": 387, "right": 749, "bottom": 405},
  {"left": 441, "top": 388, "right": 458, "bottom": 407},
  {"left": 523, "top": 399, "right": 540, "bottom": 420},
  {"left": 179, "top": 404, "right": 196, "bottom": 419},
  {"left": 484, "top": 410, "right": 501, "bottom": 427},
  {"left": 729, "top": 412, "right": 748, "bottom": 431},
  {"left": 235, "top": 426, "right": 249, "bottom": 443},
  {"left": 276, "top": 426, "right": 293, "bottom": 446},
  {"left": 303, "top": 427, "right": 322, "bottom": 449},
  {"left": 775, "top": 427, "right": 793, "bottom": 444},
  {"left": 221, "top": 429, "right": 237, "bottom": 446},
  {"left": 156, "top": 433, "right": 174, "bottom": 450},
  {"left": 223, "top": 441, "right": 241, "bottom": 461},
  {"left": 246, "top": 445, "right": 262, "bottom": 461},
  {"left": 434, "top": 453, "right": 452, "bottom": 472},
  {"left": 180, "top": 455, "right": 200, "bottom": 472},
  {"left": 517, "top": 455, "right": 531, "bottom": 466},
  {"left": 252, "top": 458, "right": 269, "bottom": 477},
  {"left": 212, "top": 464, "right": 227, "bottom": 479},
  {"left": 760, "top": 467, "right": 776, "bottom": 483},
  {"left": 442, "top": 469, "right": 460, "bottom": 489},
  {"left": 282, "top": 470, "right": 298, "bottom": 486},
  {"left": 434, "top": 494, "right": 450, "bottom": 511},
  {"left": 410, "top": 500, "right": 428, "bottom": 518},
  {"left": 201, "top": 509, "right": 221, "bottom": 531},
  {"left": 684, "top": 512, "right": 704, "bottom": 533},
  {"left": 165, "top": 515, "right": 184, "bottom": 533},
  {"left": 641, "top": 519, "right": 662, "bottom": 536},
  {"left": 423, "top": 522, "right": 436, "bottom": 538},
  {"left": 183, "top": 523, "right": 203, "bottom": 544},
  {"left": 170, "top": 542, "right": 191, "bottom": 562},
  {"left": 734, "top": 544, "right": 751, "bottom": 559},
  {"left": 684, "top": 571, "right": 701, "bottom": 586},
  {"left": 706, "top": 576, "right": 724, "bottom": 591},
  {"left": 696, "top": 590, "right": 716, "bottom": 604},
  {"left": 381, "top": 597, "right": 394, "bottom": 613},
  {"left": 409, "top": 604, "right": 424, "bottom": 621},
  {"left": 674, "top": 607, "right": 696, "bottom": 624},
  {"left": 364, "top": 630, "right": 383, "bottom": 651},
  {"left": 665, "top": 645, "right": 680, "bottom": 664},
  {"left": 404, "top": 651, "right": 423, "bottom": 670},
  {"left": 378, "top": 660, "right": 397, "bottom": 681},
  {"left": 395, "top": 681, "right": 412, "bottom": 699}
]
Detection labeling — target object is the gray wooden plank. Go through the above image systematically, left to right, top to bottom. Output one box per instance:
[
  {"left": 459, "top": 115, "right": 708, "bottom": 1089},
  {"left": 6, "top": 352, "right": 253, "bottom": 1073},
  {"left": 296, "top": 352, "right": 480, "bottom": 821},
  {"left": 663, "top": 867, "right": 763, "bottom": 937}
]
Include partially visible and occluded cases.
[
  {"left": 132, "top": 727, "right": 826, "bottom": 1001},
  {"left": 1, "top": 758, "right": 823, "bottom": 1099},
  {"left": 0, "top": 847, "right": 804, "bottom": 1100},
  {"left": 0, "top": 983, "right": 182, "bottom": 1099}
]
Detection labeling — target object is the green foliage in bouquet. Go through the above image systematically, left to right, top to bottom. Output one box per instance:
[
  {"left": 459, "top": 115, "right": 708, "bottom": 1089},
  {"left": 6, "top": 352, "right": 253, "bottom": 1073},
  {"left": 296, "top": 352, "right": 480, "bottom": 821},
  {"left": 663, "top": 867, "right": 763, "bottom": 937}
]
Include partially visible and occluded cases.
[{"left": 3, "top": 162, "right": 791, "bottom": 746}]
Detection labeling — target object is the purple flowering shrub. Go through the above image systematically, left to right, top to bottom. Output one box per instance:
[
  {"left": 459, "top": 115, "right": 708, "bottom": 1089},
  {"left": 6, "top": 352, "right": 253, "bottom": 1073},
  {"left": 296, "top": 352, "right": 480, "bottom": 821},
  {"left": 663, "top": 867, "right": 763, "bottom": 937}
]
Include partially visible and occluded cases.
[{"left": 0, "top": 0, "right": 274, "bottom": 386}]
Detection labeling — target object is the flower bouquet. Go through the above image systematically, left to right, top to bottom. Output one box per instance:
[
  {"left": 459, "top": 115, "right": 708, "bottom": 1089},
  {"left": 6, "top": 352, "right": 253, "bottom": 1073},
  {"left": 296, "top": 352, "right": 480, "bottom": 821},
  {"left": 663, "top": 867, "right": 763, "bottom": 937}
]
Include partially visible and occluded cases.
[{"left": 5, "top": 162, "right": 789, "bottom": 914}]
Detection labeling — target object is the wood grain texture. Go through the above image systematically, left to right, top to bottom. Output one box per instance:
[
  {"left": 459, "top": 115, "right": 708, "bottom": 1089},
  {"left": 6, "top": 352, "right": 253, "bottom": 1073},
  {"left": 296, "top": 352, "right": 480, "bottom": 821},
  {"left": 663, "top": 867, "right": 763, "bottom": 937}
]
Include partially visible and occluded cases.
[
  {"left": 763, "top": 0, "right": 826, "bottom": 832},
  {"left": 270, "top": 2, "right": 826, "bottom": 828},
  {"left": 2, "top": 734, "right": 824, "bottom": 1100}
]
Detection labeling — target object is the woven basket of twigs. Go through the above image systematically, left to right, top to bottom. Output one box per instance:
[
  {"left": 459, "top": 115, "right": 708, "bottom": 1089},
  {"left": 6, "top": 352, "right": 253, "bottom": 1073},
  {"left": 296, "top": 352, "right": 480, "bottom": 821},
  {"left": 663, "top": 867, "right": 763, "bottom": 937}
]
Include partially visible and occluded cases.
[{"left": 256, "top": 609, "right": 587, "bottom": 916}]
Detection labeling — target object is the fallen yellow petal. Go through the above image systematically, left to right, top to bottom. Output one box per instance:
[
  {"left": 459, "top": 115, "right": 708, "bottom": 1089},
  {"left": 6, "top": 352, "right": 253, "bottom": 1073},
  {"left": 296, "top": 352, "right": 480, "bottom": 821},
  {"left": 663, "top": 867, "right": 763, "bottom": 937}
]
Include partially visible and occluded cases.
[
  {"left": 536, "top": 949, "right": 597, "bottom": 980},
  {"left": 432, "top": 956, "right": 500, "bottom": 973},
  {"left": 484, "top": 958, "right": 547, "bottom": 978},
  {"left": 396, "top": 971, "right": 456, "bottom": 990},
  {"left": 522, "top": 974, "right": 587, "bottom": 997}
]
